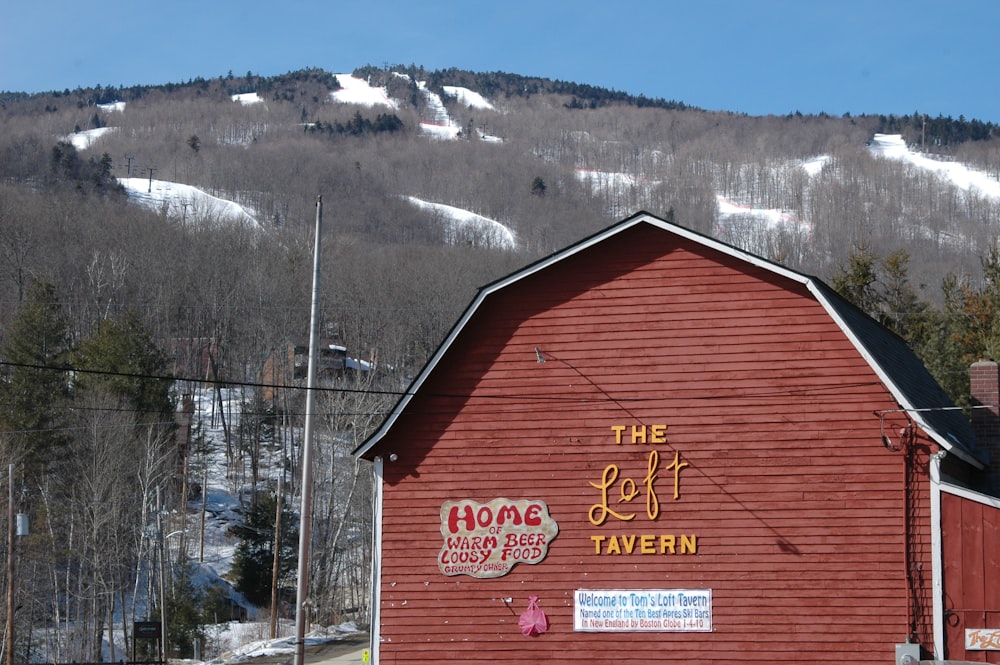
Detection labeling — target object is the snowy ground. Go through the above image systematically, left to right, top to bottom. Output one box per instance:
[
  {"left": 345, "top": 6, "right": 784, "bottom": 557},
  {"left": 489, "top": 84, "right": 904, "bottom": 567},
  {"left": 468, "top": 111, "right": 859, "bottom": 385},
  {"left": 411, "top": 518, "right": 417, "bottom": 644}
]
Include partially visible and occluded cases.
[
  {"left": 867, "top": 133, "right": 1000, "bottom": 198},
  {"left": 118, "top": 178, "right": 259, "bottom": 226},
  {"left": 404, "top": 196, "right": 516, "bottom": 249},
  {"left": 46, "top": 385, "right": 367, "bottom": 663},
  {"left": 182, "top": 388, "right": 367, "bottom": 663}
]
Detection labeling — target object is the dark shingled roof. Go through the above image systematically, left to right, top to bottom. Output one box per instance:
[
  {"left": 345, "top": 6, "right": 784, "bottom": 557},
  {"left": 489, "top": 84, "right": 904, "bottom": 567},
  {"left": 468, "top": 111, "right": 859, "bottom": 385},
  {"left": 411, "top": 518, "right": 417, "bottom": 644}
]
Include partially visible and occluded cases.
[{"left": 812, "top": 280, "right": 982, "bottom": 465}]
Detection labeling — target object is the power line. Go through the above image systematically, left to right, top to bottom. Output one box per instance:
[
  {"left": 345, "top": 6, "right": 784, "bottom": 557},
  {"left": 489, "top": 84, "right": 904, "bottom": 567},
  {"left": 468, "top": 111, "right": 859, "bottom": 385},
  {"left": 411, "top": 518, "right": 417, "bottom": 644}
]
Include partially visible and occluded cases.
[{"left": 0, "top": 358, "right": 902, "bottom": 408}]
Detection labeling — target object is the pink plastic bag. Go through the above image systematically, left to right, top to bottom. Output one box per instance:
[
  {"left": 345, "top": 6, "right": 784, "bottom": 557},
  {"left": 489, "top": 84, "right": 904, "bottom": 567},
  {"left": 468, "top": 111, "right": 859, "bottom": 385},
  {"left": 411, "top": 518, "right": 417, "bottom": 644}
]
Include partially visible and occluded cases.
[{"left": 518, "top": 595, "right": 548, "bottom": 636}]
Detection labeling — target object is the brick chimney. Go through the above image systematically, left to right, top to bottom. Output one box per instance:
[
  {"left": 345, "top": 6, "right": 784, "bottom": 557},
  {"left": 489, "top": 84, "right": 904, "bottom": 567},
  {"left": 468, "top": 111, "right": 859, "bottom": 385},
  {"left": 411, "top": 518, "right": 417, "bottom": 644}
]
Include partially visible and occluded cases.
[{"left": 970, "top": 359, "right": 1000, "bottom": 488}]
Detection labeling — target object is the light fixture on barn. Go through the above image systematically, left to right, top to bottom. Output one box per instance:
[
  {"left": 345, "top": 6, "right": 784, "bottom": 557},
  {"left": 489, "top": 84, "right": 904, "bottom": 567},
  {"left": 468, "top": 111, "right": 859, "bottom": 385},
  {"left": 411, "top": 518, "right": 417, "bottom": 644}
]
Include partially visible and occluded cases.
[{"left": 879, "top": 412, "right": 914, "bottom": 452}]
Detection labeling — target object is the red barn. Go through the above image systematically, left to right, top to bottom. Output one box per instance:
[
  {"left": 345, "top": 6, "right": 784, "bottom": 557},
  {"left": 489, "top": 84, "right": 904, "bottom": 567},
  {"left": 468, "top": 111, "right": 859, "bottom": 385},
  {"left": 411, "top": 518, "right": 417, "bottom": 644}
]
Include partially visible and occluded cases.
[{"left": 354, "top": 213, "right": 1000, "bottom": 663}]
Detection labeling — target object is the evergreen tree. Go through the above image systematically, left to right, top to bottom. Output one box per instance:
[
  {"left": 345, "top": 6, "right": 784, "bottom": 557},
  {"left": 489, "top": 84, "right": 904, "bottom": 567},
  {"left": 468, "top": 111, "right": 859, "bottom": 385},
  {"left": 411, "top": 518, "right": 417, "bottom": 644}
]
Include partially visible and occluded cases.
[
  {"left": 530, "top": 176, "right": 547, "bottom": 197},
  {"left": 938, "top": 244, "right": 1000, "bottom": 404},
  {"left": 831, "top": 245, "right": 881, "bottom": 318},
  {"left": 831, "top": 247, "right": 967, "bottom": 402},
  {"left": 0, "top": 281, "right": 72, "bottom": 470},
  {"left": 71, "top": 311, "right": 174, "bottom": 425},
  {"left": 231, "top": 491, "right": 298, "bottom": 607},
  {"left": 156, "top": 560, "right": 231, "bottom": 658}
]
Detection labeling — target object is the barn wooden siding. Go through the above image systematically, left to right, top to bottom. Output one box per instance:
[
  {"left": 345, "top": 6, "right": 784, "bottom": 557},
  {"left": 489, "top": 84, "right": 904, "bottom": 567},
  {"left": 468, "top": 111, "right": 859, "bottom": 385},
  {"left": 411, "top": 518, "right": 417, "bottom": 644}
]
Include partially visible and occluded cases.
[
  {"left": 373, "top": 224, "right": 933, "bottom": 663},
  {"left": 941, "top": 488, "right": 1000, "bottom": 662}
]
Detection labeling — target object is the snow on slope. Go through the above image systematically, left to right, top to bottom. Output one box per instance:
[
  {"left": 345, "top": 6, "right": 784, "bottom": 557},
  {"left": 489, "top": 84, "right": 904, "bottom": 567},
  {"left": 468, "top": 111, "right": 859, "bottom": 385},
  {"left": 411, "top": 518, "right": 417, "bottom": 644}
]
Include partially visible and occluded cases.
[
  {"left": 330, "top": 72, "right": 501, "bottom": 141},
  {"left": 388, "top": 72, "right": 461, "bottom": 140},
  {"left": 331, "top": 74, "right": 398, "bottom": 108},
  {"left": 415, "top": 80, "right": 462, "bottom": 140},
  {"left": 443, "top": 85, "right": 494, "bottom": 110},
  {"left": 232, "top": 92, "right": 263, "bottom": 105},
  {"left": 65, "top": 127, "right": 117, "bottom": 150},
  {"left": 868, "top": 133, "right": 1000, "bottom": 199},
  {"left": 801, "top": 155, "right": 830, "bottom": 176},
  {"left": 575, "top": 168, "right": 812, "bottom": 238},
  {"left": 575, "top": 168, "right": 654, "bottom": 190},
  {"left": 118, "top": 177, "right": 259, "bottom": 226},
  {"left": 405, "top": 196, "right": 516, "bottom": 250},
  {"left": 716, "top": 196, "right": 812, "bottom": 235}
]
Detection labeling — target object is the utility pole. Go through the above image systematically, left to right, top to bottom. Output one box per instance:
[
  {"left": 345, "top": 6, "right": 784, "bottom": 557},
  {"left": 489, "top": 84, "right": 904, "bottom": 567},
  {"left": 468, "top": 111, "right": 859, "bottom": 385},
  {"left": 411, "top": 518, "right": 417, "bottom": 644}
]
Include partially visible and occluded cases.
[
  {"left": 294, "top": 196, "right": 323, "bottom": 665},
  {"left": 6, "top": 464, "right": 14, "bottom": 665},
  {"left": 4, "top": 465, "right": 26, "bottom": 665},
  {"left": 270, "top": 471, "right": 284, "bottom": 639},
  {"left": 157, "top": 488, "right": 167, "bottom": 663}
]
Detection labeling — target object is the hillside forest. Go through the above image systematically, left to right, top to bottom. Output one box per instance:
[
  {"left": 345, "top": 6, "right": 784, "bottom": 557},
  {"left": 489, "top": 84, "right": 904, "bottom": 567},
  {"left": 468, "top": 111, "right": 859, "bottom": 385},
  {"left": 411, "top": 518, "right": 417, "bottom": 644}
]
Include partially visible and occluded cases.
[{"left": 1, "top": 65, "right": 1000, "bottom": 659}]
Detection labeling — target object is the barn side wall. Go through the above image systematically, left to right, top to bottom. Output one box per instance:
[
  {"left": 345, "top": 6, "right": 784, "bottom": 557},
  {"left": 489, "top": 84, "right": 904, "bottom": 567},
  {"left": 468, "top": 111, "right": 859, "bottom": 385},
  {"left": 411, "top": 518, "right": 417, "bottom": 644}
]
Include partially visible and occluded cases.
[{"left": 372, "top": 226, "right": 934, "bottom": 664}]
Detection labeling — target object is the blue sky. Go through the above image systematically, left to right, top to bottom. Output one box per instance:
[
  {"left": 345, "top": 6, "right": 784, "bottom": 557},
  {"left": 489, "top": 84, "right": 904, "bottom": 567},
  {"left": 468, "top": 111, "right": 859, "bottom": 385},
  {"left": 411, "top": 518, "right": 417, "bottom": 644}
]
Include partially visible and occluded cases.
[{"left": 2, "top": 0, "right": 998, "bottom": 123}]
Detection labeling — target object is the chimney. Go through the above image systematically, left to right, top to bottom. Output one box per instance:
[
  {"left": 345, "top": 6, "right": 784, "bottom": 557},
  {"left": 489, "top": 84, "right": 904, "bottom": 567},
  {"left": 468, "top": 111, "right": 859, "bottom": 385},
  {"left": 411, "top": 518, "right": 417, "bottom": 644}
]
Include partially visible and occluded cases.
[{"left": 970, "top": 359, "right": 1000, "bottom": 488}]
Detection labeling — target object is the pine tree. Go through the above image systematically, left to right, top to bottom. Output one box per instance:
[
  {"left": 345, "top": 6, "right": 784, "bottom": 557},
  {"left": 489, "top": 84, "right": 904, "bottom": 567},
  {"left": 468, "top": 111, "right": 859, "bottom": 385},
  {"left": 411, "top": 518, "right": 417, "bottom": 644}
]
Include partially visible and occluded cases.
[
  {"left": 530, "top": 176, "right": 547, "bottom": 197},
  {"left": 831, "top": 245, "right": 881, "bottom": 318},
  {"left": 0, "top": 281, "right": 72, "bottom": 469},
  {"left": 71, "top": 311, "right": 174, "bottom": 425},
  {"left": 230, "top": 491, "right": 298, "bottom": 607}
]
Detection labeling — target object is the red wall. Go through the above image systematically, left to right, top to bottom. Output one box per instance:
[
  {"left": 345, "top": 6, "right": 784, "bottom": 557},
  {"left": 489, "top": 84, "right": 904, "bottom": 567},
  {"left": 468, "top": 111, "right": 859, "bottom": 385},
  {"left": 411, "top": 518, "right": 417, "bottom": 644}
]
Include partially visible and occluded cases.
[
  {"left": 372, "top": 226, "right": 933, "bottom": 663},
  {"left": 941, "top": 490, "right": 1000, "bottom": 661}
]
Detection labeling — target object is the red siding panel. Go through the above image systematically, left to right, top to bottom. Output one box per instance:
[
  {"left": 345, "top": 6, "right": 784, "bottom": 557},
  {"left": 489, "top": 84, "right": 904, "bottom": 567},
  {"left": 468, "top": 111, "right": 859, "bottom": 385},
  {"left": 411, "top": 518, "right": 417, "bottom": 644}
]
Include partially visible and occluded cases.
[
  {"left": 373, "top": 227, "right": 929, "bottom": 664},
  {"left": 942, "top": 491, "right": 1000, "bottom": 662}
]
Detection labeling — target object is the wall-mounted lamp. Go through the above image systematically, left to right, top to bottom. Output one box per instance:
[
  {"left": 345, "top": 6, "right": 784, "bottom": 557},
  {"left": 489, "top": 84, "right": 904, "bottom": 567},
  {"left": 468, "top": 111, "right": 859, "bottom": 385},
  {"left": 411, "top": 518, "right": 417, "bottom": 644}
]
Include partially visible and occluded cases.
[{"left": 534, "top": 347, "right": 546, "bottom": 363}]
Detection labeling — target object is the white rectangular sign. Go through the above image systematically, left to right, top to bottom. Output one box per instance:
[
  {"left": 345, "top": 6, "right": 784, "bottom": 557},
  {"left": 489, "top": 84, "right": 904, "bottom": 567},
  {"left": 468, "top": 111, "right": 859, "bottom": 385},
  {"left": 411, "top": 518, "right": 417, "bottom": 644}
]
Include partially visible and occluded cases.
[{"left": 574, "top": 589, "right": 712, "bottom": 632}]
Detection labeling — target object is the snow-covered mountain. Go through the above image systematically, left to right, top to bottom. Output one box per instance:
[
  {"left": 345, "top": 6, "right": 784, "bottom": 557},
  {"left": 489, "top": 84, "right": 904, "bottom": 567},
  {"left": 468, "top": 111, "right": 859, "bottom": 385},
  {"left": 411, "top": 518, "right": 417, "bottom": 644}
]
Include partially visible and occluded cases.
[{"left": 62, "top": 73, "right": 1000, "bottom": 267}]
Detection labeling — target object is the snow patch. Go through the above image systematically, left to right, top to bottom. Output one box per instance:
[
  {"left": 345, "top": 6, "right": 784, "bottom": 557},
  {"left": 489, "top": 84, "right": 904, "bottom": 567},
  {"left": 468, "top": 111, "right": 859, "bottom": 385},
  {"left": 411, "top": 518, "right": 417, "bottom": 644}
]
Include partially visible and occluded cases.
[
  {"left": 331, "top": 74, "right": 398, "bottom": 109},
  {"left": 442, "top": 85, "right": 494, "bottom": 110},
  {"left": 231, "top": 92, "right": 262, "bottom": 105},
  {"left": 97, "top": 101, "right": 125, "bottom": 113},
  {"left": 420, "top": 122, "right": 462, "bottom": 140},
  {"left": 64, "top": 127, "right": 116, "bottom": 150},
  {"left": 477, "top": 130, "right": 503, "bottom": 143},
  {"left": 868, "top": 133, "right": 1000, "bottom": 199},
  {"left": 801, "top": 155, "right": 830, "bottom": 176},
  {"left": 575, "top": 168, "right": 648, "bottom": 190},
  {"left": 118, "top": 177, "right": 259, "bottom": 227},
  {"left": 405, "top": 196, "right": 516, "bottom": 250},
  {"left": 716, "top": 196, "right": 812, "bottom": 235},
  {"left": 222, "top": 622, "right": 365, "bottom": 661}
]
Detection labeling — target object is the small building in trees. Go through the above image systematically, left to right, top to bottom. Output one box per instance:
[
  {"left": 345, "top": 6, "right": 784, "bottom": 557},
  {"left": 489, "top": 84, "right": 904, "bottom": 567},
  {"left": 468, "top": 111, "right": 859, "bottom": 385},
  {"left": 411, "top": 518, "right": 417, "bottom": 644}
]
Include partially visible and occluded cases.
[
  {"left": 354, "top": 212, "right": 1000, "bottom": 663},
  {"left": 257, "top": 337, "right": 370, "bottom": 403}
]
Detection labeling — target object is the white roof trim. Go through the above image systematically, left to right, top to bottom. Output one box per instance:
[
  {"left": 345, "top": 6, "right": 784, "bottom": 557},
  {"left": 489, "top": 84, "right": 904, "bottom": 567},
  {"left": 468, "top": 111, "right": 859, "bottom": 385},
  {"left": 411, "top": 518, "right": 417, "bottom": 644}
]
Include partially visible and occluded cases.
[
  {"left": 355, "top": 213, "right": 978, "bottom": 466},
  {"left": 806, "top": 282, "right": 982, "bottom": 468},
  {"left": 369, "top": 456, "right": 385, "bottom": 660},
  {"left": 930, "top": 456, "right": 944, "bottom": 659},
  {"left": 939, "top": 476, "right": 1000, "bottom": 507}
]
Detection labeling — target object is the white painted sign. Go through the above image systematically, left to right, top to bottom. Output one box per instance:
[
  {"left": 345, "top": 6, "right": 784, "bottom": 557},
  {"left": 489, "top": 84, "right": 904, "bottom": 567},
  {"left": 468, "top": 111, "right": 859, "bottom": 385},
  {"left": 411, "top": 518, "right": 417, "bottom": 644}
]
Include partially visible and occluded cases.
[
  {"left": 438, "top": 498, "right": 558, "bottom": 578},
  {"left": 574, "top": 589, "right": 712, "bottom": 632},
  {"left": 967, "top": 628, "right": 1000, "bottom": 650}
]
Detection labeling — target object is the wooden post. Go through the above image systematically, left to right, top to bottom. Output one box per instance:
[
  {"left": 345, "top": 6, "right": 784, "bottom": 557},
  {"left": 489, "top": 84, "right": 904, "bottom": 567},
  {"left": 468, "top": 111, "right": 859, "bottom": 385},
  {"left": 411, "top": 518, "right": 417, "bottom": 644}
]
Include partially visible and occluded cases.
[
  {"left": 294, "top": 196, "right": 323, "bottom": 665},
  {"left": 6, "top": 463, "right": 14, "bottom": 665},
  {"left": 270, "top": 472, "right": 284, "bottom": 639}
]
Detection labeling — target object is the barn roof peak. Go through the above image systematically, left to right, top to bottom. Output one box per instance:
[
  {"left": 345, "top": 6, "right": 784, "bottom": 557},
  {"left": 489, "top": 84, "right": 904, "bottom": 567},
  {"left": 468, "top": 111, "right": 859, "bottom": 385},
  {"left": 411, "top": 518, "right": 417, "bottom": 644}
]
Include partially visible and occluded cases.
[{"left": 355, "top": 212, "right": 983, "bottom": 467}]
